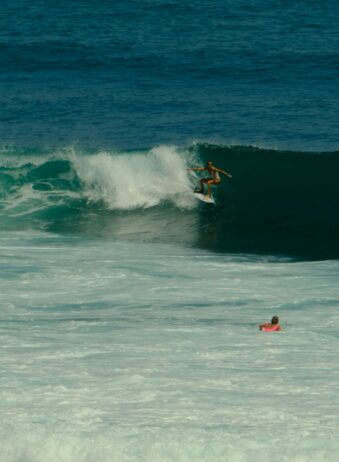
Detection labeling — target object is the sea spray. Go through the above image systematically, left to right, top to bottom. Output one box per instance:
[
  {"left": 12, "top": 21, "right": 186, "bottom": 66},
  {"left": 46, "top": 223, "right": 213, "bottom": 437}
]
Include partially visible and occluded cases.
[{"left": 73, "top": 145, "right": 196, "bottom": 210}]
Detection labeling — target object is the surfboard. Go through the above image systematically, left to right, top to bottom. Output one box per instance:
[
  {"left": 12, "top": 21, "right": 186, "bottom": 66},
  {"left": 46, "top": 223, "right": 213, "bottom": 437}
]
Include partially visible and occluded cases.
[{"left": 194, "top": 192, "right": 215, "bottom": 204}]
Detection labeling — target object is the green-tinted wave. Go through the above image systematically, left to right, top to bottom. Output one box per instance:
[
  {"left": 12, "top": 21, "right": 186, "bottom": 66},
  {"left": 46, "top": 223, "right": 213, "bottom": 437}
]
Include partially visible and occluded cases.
[{"left": 1, "top": 143, "right": 339, "bottom": 259}]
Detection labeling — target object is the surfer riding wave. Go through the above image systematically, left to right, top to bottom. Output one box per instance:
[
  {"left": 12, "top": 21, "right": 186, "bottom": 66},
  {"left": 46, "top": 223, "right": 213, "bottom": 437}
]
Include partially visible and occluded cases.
[{"left": 189, "top": 161, "right": 232, "bottom": 198}]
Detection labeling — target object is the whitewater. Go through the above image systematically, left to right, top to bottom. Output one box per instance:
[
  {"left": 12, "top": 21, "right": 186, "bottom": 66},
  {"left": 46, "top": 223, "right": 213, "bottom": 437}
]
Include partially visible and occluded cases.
[
  {"left": 1, "top": 145, "right": 339, "bottom": 461},
  {"left": 1, "top": 230, "right": 339, "bottom": 461}
]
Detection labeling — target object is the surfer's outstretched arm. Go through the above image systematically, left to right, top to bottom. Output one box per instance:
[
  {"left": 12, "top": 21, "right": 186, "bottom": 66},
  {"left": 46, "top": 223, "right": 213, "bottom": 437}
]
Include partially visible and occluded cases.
[
  {"left": 188, "top": 167, "right": 206, "bottom": 171},
  {"left": 214, "top": 167, "right": 232, "bottom": 178}
]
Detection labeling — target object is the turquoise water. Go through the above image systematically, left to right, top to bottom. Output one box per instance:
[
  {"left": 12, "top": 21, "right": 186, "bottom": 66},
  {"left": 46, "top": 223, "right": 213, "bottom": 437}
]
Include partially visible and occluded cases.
[
  {"left": 1, "top": 0, "right": 339, "bottom": 460},
  {"left": 1, "top": 232, "right": 339, "bottom": 461}
]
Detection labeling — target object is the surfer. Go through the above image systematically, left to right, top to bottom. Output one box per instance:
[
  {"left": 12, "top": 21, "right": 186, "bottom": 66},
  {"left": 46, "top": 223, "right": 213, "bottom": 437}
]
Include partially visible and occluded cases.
[
  {"left": 189, "top": 161, "right": 232, "bottom": 198},
  {"left": 259, "top": 316, "right": 282, "bottom": 332}
]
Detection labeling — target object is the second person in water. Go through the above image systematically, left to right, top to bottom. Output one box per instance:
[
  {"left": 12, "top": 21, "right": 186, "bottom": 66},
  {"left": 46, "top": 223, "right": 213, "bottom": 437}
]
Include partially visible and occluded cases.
[{"left": 189, "top": 161, "right": 232, "bottom": 198}]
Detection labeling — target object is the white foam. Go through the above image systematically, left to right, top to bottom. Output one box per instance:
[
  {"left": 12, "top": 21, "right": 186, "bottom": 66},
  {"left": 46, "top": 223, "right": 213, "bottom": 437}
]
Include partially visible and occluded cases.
[
  {"left": 73, "top": 145, "right": 197, "bottom": 210},
  {"left": 2, "top": 183, "right": 79, "bottom": 217},
  {"left": 1, "top": 235, "right": 339, "bottom": 461},
  {"left": 1, "top": 426, "right": 339, "bottom": 462}
]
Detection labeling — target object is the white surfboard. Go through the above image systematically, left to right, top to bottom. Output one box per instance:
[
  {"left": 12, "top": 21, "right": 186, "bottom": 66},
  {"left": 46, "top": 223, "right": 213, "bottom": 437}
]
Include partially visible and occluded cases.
[{"left": 194, "top": 192, "right": 215, "bottom": 204}]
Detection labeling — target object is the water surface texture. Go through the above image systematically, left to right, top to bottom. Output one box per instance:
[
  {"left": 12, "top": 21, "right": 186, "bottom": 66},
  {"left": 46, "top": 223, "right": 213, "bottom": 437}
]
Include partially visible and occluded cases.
[{"left": 1, "top": 1, "right": 339, "bottom": 461}]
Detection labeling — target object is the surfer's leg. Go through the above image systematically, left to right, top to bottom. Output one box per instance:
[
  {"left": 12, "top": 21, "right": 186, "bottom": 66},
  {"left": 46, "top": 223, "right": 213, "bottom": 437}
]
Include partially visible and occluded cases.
[
  {"left": 196, "top": 178, "right": 207, "bottom": 193},
  {"left": 206, "top": 179, "right": 220, "bottom": 197},
  {"left": 206, "top": 180, "right": 214, "bottom": 197}
]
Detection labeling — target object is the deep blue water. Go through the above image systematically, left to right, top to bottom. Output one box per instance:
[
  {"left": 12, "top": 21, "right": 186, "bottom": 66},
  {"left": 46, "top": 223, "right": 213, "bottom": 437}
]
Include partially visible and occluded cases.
[{"left": 1, "top": 0, "right": 338, "bottom": 150}]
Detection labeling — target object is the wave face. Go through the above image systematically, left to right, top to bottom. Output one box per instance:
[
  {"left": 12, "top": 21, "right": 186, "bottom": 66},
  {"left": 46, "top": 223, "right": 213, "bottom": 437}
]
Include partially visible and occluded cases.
[{"left": 1, "top": 143, "right": 339, "bottom": 259}]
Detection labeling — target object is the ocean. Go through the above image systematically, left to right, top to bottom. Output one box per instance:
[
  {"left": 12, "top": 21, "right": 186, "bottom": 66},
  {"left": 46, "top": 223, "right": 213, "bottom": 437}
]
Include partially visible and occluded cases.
[{"left": 1, "top": 1, "right": 339, "bottom": 461}]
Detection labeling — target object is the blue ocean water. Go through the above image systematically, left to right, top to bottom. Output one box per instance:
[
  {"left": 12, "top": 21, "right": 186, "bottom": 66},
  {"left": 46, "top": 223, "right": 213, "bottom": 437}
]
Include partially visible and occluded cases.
[
  {"left": 1, "top": 0, "right": 338, "bottom": 150},
  {"left": 1, "top": 1, "right": 339, "bottom": 461}
]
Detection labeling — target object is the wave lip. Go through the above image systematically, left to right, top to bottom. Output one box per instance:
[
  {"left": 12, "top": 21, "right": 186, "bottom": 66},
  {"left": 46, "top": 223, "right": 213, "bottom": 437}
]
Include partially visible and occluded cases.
[{"left": 72, "top": 145, "right": 195, "bottom": 210}]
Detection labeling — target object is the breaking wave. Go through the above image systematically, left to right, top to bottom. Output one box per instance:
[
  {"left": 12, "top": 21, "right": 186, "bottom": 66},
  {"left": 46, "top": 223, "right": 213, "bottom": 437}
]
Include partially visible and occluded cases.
[{"left": 1, "top": 142, "right": 339, "bottom": 259}]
